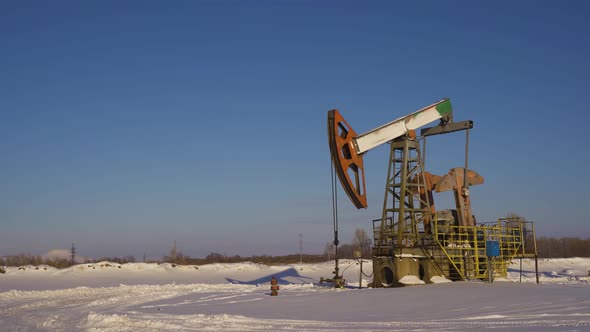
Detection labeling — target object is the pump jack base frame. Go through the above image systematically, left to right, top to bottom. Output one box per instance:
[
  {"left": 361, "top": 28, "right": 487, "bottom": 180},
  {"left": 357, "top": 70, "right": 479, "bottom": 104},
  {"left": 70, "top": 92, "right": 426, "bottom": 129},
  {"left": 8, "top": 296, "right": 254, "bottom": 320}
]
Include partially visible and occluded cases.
[{"left": 319, "top": 276, "right": 346, "bottom": 289}]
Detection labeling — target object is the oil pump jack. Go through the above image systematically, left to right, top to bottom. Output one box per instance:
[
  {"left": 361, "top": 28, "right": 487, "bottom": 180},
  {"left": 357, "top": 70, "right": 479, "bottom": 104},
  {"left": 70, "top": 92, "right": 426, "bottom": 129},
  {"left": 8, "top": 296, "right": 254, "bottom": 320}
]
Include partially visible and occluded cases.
[{"left": 327, "top": 99, "right": 538, "bottom": 287}]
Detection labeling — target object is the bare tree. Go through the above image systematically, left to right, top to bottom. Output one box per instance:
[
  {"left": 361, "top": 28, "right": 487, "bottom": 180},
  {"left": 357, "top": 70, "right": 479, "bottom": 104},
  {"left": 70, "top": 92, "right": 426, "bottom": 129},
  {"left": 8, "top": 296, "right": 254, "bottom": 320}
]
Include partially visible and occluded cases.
[
  {"left": 505, "top": 212, "right": 525, "bottom": 225},
  {"left": 352, "top": 228, "right": 372, "bottom": 259},
  {"left": 170, "top": 240, "right": 177, "bottom": 261},
  {"left": 323, "top": 242, "right": 335, "bottom": 260}
]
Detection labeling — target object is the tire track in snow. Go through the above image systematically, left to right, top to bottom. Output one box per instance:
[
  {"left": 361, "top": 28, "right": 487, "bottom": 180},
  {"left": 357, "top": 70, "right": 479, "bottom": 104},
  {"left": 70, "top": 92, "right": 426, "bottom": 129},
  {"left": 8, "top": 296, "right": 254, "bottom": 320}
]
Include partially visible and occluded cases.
[
  {"left": 1, "top": 282, "right": 589, "bottom": 331},
  {"left": 0, "top": 283, "right": 258, "bottom": 331},
  {"left": 84, "top": 313, "right": 590, "bottom": 331}
]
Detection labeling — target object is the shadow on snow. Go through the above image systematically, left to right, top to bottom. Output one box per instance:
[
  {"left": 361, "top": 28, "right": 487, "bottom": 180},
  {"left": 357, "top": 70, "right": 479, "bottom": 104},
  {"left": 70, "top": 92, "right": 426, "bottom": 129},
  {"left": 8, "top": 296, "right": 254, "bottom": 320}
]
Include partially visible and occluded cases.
[
  {"left": 225, "top": 267, "right": 316, "bottom": 285},
  {"left": 507, "top": 267, "right": 586, "bottom": 278}
]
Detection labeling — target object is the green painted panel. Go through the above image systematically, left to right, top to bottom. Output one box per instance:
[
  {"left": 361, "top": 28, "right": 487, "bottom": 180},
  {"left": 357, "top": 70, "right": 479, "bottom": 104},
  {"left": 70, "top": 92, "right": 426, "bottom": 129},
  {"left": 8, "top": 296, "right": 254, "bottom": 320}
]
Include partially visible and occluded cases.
[{"left": 435, "top": 99, "right": 452, "bottom": 115}]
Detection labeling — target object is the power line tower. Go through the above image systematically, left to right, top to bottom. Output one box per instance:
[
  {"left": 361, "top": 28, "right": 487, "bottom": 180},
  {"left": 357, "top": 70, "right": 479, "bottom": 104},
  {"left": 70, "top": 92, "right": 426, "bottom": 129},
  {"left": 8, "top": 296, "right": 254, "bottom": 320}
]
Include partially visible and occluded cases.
[
  {"left": 299, "top": 233, "right": 303, "bottom": 263},
  {"left": 171, "top": 240, "right": 177, "bottom": 261},
  {"left": 70, "top": 242, "right": 76, "bottom": 265}
]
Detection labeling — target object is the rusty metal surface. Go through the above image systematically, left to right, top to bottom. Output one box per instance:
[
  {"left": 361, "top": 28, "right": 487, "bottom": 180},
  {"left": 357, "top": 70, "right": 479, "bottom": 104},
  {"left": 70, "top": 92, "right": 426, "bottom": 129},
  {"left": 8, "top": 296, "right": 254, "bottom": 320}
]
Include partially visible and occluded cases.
[
  {"left": 327, "top": 109, "right": 367, "bottom": 209},
  {"left": 435, "top": 168, "right": 484, "bottom": 227},
  {"left": 436, "top": 168, "right": 484, "bottom": 192},
  {"left": 412, "top": 171, "right": 442, "bottom": 234}
]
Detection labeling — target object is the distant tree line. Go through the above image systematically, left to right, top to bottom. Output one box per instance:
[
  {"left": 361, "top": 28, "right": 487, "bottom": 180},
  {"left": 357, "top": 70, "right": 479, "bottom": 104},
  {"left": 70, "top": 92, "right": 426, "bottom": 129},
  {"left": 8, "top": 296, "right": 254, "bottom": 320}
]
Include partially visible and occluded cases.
[
  {"left": 494, "top": 213, "right": 590, "bottom": 258},
  {"left": 163, "top": 228, "right": 374, "bottom": 265},
  {"left": 0, "top": 229, "right": 374, "bottom": 268},
  {"left": 536, "top": 237, "right": 590, "bottom": 258},
  {"left": 164, "top": 253, "right": 329, "bottom": 265},
  {"left": 0, "top": 254, "right": 137, "bottom": 268},
  {"left": 0, "top": 254, "right": 73, "bottom": 268},
  {"left": 93, "top": 256, "right": 137, "bottom": 264}
]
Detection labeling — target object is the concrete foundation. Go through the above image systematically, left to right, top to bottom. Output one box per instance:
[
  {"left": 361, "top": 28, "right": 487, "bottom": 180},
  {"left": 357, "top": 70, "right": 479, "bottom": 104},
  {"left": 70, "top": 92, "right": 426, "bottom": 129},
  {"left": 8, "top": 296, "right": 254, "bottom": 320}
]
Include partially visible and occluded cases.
[{"left": 372, "top": 249, "right": 447, "bottom": 287}]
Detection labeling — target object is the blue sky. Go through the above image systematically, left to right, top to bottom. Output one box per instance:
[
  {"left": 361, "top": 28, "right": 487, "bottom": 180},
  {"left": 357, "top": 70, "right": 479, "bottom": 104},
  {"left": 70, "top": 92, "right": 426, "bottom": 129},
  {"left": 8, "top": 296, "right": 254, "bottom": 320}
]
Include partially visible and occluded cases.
[{"left": 1, "top": 1, "right": 589, "bottom": 259}]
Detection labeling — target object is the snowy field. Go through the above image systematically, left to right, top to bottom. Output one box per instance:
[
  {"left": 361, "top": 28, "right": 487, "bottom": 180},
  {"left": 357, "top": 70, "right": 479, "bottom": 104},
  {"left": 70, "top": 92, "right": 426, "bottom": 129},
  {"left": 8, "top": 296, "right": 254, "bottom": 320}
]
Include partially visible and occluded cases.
[{"left": 1, "top": 258, "right": 589, "bottom": 331}]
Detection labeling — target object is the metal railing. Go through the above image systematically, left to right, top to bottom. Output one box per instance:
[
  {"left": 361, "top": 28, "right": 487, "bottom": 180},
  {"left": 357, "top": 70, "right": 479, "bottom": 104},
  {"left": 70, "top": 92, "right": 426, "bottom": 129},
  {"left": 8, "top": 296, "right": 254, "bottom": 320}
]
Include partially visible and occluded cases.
[{"left": 373, "top": 215, "right": 537, "bottom": 281}]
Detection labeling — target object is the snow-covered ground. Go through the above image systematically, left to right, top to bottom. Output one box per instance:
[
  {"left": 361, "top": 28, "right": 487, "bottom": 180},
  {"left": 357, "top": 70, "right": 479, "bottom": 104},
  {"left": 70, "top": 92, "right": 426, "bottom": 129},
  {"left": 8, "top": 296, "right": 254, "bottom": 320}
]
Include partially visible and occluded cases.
[{"left": 1, "top": 258, "right": 589, "bottom": 331}]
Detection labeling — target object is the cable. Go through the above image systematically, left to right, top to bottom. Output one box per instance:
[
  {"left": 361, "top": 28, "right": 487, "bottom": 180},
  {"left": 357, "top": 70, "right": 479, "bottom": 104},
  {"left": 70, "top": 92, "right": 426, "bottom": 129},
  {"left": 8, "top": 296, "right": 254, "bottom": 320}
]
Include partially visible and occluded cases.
[
  {"left": 359, "top": 258, "right": 374, "bottom": 278},
  {"left": 356, "top": 259, "right": 375, "bottom": 278}
]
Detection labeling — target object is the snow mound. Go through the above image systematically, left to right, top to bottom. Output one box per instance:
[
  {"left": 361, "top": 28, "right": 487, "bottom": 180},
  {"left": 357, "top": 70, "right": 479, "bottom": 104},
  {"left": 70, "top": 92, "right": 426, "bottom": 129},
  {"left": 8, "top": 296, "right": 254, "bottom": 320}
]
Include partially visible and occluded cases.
[
  {"left": 398, "top": 275, "right": 425, "bottom": 285},
  {"left": 430, "top": 276, "right": 452, "bottom": 283}
]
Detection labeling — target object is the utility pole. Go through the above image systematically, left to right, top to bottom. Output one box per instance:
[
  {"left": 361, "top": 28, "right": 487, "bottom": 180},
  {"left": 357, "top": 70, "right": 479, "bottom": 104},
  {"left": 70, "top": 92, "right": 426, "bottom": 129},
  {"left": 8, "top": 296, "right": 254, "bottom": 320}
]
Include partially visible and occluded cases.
[
  {"left": 299, "top": 233, "right": 303, "bottom": 263},
  {"left": 172, "top": 240, "right": 177, "bottom": 261},
  {"left": 70, "top": 242, "right": 76, "bottom": 266}
]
